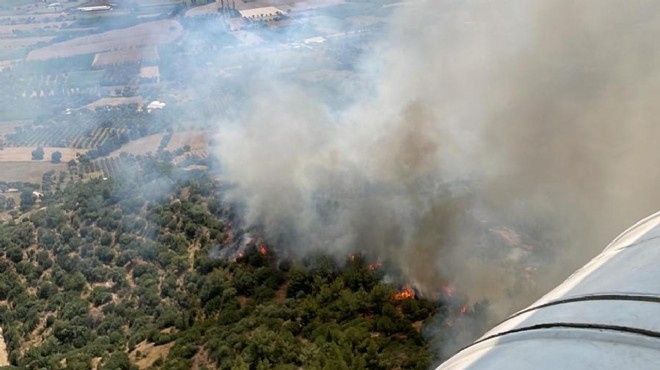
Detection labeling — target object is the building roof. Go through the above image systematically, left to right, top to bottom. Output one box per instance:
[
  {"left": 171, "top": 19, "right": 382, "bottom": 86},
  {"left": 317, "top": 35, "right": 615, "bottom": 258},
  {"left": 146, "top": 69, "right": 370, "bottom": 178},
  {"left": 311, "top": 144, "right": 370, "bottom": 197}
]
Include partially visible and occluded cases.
[
  {"left": 77, "top": 0, "right": 112, "bottom": 10},
  {"left": 238, "top": 6, "right": 284, "bottom": 19},
  {"left": 139, "top": 66, "right": 160, "bottom": 80},
  {"left": 147, "top": 101, "right": 166, "bottom": 110},
  {"left": 437, "top": 210, "right": 660, "bottom": 370}
]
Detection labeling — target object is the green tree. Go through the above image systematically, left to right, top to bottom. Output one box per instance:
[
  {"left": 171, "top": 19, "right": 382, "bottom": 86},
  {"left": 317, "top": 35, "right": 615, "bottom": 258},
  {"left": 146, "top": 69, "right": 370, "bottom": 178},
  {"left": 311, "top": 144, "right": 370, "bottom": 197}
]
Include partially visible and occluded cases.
[
  {"left": 31, "top": 147, "right": 44, "bottom": 160},
  {"left": 51, "top": 151, "right": 62, "bottom": 163},
  {"left": 19, "top": 190, "right": 35, "bottom": 211},
  {"left": 101, "top": 352, "right": 130, "bottom": 370}
]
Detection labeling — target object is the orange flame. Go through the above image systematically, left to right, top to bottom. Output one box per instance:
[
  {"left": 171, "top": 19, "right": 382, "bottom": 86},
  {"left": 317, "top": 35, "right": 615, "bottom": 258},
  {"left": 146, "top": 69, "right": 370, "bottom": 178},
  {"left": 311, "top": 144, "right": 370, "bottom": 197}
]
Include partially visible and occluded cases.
[
  {"left": 259, "top": 244, "right": 267, "bottom": 255},
  {"left": 237, "top": 252, "right": 244, "bottom": 259},
  {"left": 368, "top": 259, "right": 381, "bottom": 271},
  {"left": 393, "top": 285, "right": 415, "bottom": 301},
  {"left": 442, "top": 285, "right": 455, "bottom": 297},
  {"left": 460, "top": 304, "right": 469, "bottom": 314}
]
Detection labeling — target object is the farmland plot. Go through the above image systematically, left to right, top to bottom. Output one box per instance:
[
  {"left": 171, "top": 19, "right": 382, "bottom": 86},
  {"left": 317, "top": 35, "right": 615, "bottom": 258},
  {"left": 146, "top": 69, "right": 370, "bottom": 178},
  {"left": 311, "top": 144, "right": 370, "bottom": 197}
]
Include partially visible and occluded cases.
[
  {"left": 27, "top": 20, "right": 183, "bottom": 60},
  {"left": 92, "top": 46, "right": 159, "bottom": 68},
  {"left": 5, "top": 108, "right": 159, "bottom": 149}
]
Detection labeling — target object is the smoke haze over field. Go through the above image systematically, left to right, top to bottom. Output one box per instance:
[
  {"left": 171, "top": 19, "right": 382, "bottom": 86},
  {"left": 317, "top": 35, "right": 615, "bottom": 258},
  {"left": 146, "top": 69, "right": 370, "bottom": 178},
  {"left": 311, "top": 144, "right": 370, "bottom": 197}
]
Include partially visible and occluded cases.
[{"left": 213, "top": 0, "right": 660, "bottom": 347}]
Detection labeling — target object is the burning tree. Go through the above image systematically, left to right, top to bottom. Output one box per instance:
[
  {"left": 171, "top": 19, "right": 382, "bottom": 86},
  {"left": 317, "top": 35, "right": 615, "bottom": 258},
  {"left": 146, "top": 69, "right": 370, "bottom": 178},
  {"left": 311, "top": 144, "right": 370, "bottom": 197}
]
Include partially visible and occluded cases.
[{"left": 393, "top": 285, "right": 416, "bottom": 301}]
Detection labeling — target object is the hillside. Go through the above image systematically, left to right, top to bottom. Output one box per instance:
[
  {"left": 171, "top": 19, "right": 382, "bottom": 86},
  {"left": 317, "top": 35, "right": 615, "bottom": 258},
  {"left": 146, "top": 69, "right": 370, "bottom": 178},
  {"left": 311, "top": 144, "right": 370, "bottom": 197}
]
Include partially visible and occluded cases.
[{"left": 0, "top": 154, "right": 467, "bottom": 369}]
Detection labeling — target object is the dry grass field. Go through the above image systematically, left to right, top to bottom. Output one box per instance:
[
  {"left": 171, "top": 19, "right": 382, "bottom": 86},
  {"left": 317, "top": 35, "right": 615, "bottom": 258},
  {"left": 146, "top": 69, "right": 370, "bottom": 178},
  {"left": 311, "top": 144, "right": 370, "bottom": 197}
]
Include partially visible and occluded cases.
[
  {"left": 27, "top": 20, "right": 183, "bottom": 60},
  {"left": 106, "top": 130, "right": 208, "bottom": 157},
  {"left": 167, "top": 131, "right": 208, "bottom": 152},
  {"left": 108, "top": 133, "right": 165, "bottom": 156},
  {"left": 0, "top": 147, "right": 84, "bottom": 162},
  {"left": 0, "top": 162, "right": 67, "bottom": 183}
]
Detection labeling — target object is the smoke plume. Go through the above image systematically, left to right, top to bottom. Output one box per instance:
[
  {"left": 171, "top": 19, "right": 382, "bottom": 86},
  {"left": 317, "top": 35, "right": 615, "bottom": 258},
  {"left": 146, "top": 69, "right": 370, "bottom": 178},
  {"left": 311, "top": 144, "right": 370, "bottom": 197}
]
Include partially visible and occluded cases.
[{"left": 212, "top": 0, "right": 660, "bottom": 355}]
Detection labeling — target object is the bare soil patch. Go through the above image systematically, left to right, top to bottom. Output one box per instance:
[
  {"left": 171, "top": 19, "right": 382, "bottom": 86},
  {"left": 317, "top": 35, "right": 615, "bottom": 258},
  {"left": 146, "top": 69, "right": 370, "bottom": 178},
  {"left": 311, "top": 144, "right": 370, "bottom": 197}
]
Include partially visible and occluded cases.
[{"left": 0, "top": 329, "right": 7, "bottom": 367}]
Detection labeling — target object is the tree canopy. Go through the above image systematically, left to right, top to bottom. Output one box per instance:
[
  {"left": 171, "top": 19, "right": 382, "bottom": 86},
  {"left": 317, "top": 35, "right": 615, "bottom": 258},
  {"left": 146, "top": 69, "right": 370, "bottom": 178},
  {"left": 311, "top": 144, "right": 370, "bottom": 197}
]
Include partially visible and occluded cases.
[{"left": 0, "top": 154, "right": 480, "bottom": 369}]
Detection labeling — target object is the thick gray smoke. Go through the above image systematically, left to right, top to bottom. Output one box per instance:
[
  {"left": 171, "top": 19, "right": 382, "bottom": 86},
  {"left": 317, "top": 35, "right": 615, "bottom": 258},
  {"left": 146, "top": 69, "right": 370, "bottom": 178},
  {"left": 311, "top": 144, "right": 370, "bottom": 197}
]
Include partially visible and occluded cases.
[{"left": 213, "top": 0, "right": 660, "bottom": 349}]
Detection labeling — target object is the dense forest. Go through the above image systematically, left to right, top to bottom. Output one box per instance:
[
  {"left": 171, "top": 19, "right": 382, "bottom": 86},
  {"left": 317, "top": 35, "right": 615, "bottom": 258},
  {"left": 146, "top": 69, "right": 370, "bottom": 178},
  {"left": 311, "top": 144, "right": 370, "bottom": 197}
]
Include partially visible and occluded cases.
[{"left": 0, "top": 154, "right": 481, "bottom": 369}]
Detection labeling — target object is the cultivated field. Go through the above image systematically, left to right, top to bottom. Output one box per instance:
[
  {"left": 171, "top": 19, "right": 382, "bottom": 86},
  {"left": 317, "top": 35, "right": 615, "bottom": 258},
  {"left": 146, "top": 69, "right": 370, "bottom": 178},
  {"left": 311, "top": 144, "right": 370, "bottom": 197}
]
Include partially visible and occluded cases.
[
  {"left": 27, "top": 20, "right": 183, "bottom": 60},
  {"left": 92, "top": 46, "right": 159, "bottom": 68},
  {"left": 84, "top": 97, "right": 144, "bottom": 110}
]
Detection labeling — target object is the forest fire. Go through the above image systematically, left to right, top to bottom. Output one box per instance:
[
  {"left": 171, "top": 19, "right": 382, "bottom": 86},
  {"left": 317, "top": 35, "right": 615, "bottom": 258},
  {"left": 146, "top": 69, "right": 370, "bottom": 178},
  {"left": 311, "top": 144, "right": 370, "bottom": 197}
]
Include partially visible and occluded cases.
[
  {"left": 259, "top": 244, "right": 267, "bottom": 255},
  {"left": 368, "top": 259, "right": 381, "bottom": 271},
  {"left": 442, "top": 284, "right": 455, "bottom": 298},
  {"left": 393, "top": 285, "right": 415, "bottom": 301},
  {"left": 460, "top": 304, "right": 469, "bottom": 314}
]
